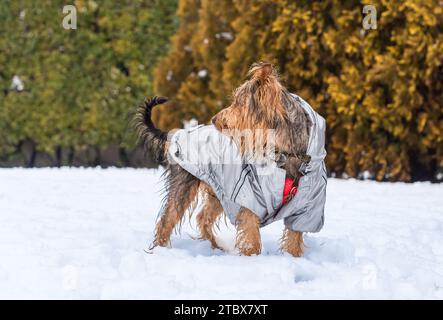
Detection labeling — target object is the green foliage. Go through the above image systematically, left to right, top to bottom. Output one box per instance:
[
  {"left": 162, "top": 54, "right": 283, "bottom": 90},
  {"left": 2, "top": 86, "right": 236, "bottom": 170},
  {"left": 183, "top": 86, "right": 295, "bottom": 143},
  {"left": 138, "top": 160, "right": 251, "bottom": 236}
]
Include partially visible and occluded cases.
[
  {"left": 0, "top": 0, "right": 178, "bottom": 161},
  {"left": 1, "top": 0, "right": 441, "bottom": 180},
  {"left": 153, "top": 0, "right": 237, "bottom": 128},
  {"left": 154, "top": 0, "right": 443, "bottom": 181}
]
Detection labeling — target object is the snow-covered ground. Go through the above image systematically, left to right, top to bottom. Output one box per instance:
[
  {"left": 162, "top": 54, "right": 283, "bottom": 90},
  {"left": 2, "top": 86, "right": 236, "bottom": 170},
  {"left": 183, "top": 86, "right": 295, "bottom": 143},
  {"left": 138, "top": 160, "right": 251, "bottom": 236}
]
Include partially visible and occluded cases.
[{"left": 0, "top": 168, "right": 442, "bottom": 299}]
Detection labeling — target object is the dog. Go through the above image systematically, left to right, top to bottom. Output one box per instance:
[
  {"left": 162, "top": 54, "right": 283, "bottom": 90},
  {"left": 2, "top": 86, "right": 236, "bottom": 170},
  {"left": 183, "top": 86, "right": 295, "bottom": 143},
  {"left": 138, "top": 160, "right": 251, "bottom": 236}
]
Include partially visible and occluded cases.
[{"left": 135, "top": 62, "right": 324, "bottom": 257}]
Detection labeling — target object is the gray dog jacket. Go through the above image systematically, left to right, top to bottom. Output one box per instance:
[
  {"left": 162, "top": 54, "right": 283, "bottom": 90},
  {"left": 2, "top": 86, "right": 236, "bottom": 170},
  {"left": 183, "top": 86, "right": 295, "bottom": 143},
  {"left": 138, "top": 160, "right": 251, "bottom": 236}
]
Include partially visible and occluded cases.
[{"left": 167, "top": 94, "right": 327, "bottom": 233}]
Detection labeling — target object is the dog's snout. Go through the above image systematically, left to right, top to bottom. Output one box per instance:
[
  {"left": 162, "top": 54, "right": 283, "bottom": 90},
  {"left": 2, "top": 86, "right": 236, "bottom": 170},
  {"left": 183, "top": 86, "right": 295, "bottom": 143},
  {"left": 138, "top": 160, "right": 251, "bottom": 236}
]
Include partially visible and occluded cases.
[{"left": 211, "top": 115, "right": 217, "bottom": 125}]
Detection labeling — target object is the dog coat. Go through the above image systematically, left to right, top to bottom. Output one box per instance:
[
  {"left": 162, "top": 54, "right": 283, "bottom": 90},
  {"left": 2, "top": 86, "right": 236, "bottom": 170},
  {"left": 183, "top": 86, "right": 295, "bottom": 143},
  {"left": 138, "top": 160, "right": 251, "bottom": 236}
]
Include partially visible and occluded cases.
[{"left": 167, "top": 94, "right": 327, "bottom": 233}]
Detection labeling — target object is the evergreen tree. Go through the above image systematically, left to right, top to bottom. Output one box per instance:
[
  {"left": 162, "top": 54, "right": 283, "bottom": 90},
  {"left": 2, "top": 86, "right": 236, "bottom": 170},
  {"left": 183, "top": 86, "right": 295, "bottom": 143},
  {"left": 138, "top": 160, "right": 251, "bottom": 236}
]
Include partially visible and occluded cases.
[
  {"left": 0, "top": 0, "right": 178, "bottom": 165},
  {"left": 152, "top": 0, "right": 200, "bottom": 129},
  {"left": 153, "top": 0, "right": 443, "bottom": 181},
  {"left": 153, "top": 0, "right": 237, "bottom": 129},
  {"left": 223, "top": 0, "right": 278, "bottom": 91},
  {"left": 323, "top": 0, "right": 443, "bottom": 180}
]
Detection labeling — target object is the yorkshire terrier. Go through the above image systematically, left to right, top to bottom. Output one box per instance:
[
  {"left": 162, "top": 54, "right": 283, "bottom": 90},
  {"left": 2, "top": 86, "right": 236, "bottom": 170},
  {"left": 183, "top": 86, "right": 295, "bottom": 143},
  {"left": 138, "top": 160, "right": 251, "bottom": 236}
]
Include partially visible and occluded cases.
[{"left": 135, "top": 62, "right": 311, "bottom": 257}]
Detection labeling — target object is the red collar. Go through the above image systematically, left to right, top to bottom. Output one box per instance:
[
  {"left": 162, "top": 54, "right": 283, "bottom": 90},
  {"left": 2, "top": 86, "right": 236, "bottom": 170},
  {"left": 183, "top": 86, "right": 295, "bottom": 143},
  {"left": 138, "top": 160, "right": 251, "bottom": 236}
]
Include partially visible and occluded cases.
[{"left": 282, "top": 176, "right": 298, "bottom": 205}]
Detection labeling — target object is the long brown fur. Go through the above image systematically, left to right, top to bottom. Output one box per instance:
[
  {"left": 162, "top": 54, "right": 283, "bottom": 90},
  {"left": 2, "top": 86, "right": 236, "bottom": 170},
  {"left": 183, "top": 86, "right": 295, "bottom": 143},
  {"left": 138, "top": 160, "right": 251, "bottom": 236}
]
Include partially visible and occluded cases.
[
  {"left": 212, "top": 62, "right": 312, "bottom": 181},
  {"left": 136, "top": 63, "right": 310, "bottom": 257},
  {"left": 152, "top": 165, "right": 200, "bottom": 247},
  {"left": 196, "top": 184, "right": 224, "bottom": 249},
  {"left": 235, "top": 208, "right": 261, "bottom": 256},
  {"left": 280, "top": 227, "right": 304, "bottom": 257}
]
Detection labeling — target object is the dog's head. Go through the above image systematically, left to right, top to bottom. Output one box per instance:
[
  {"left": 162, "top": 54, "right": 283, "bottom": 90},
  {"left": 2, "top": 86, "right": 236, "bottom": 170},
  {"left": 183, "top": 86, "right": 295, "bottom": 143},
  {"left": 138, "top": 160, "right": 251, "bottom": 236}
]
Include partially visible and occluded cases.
[
  {"left": 212, "top": 62, "right": 288, "bottom": 131},
  {"left": 212, "top": 62, "right": 312, "bottom": 178}
]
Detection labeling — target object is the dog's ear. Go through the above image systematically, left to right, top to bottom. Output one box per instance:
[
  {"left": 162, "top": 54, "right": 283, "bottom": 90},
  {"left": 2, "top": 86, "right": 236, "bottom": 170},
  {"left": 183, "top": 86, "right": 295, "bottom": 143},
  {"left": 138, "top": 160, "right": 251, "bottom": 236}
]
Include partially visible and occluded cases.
[{"left": 247, "top": 62, "right": 286, "bottom": 121}]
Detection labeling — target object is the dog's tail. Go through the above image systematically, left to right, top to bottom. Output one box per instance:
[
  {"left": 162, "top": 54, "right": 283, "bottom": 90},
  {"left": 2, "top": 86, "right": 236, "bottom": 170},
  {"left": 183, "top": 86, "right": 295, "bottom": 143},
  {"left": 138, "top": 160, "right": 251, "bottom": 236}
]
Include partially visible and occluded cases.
[{"left": 134, "top": 96, "right": 169, "bottom": 166}]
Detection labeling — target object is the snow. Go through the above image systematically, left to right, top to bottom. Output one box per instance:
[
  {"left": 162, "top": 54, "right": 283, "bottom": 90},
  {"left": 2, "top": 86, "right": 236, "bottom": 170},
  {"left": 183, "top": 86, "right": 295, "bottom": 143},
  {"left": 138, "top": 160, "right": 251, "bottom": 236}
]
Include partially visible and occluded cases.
[
  {"left": 215, "top": 32, "right": 233, "bottom": 41},
  {"left": 198, "top": 69, "right": 208, "bottom": 78},
  {"left": 166, "top": 70, "right": 173, "bottom": 81},
  {"left": 11, "top": 75, "right": 24, "bottom": 92},
  {"left": 0, "top": 168, "right": 442, "bottom": 299}
]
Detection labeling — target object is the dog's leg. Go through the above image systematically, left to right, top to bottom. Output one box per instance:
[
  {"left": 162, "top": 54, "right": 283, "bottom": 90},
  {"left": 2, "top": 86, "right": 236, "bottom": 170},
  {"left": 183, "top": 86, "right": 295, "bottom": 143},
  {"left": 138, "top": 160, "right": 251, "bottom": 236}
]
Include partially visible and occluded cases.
[
  {"left": 152, "top": 167, "right": 200, "bottom": 248},
  {"left": 196, "top": 191, "right": 224, "bottom": 250},
  {"left": 153, "top": 196, "right": 184, "bottom": 247},
  {"left": 235, "top": 208, "right": 261, "bottom": 256},
  {"left": 280, "top": 227, "right": 304, "bottom": 257}
]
